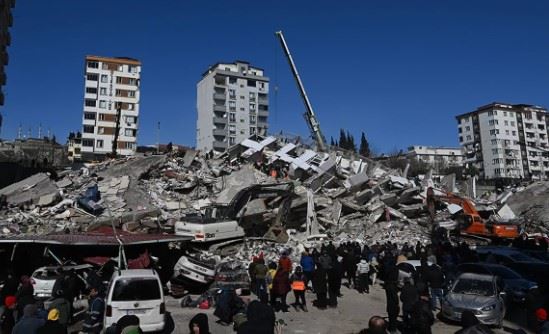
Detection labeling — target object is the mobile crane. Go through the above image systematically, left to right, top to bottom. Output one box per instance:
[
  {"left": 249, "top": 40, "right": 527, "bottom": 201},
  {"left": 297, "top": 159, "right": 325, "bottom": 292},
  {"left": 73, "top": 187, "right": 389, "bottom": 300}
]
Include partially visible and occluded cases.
[
  {"left": 275, "top": 31, "right": 327, "bottom": 152},
  {"left": 427, "top": 187, "right": 519, "bottom": 239}
]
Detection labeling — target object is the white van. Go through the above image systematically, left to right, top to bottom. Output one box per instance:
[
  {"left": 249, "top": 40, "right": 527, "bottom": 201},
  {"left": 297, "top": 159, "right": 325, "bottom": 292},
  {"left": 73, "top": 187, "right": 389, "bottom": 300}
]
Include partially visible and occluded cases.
[{"left": 104, "top": 269, "right": 165, "bottom": 332}]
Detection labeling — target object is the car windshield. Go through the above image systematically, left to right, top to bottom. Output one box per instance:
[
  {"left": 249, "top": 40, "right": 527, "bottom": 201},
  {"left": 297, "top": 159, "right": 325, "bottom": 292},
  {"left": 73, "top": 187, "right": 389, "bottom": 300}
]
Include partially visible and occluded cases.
[
  {"left": 490, "top": 266, "right": 520, "bottom": 279},
  {"left": 32, "top": 269, "right": 59, "bottom": 280},
  {"left": 112, "top": 278, "right": 161, "bottom": 301},
  {"left": 453, "top": 278, "right": 495, "bottom": 296}
]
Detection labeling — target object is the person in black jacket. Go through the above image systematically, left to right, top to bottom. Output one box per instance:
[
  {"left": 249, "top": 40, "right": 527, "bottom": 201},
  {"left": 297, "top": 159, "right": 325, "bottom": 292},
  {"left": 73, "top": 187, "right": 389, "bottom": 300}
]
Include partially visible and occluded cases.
[
  {"left": 384, "top": 260, "right": 400, "bottom": 333},
  {"left": 426, "top": 264, "right": 445, "bottom": 311},
  {"left": 312, "top": 266, "right": 328, "bottom": 309},
  {"left": 400, "top": 278, "right": 419, "bottom": 329},
  {"left": 410, "top": 295, "right": 434, "bottom": 334},
  {"left": 237, "top": 300, "right": 275, "bottom": 334},
  {"left": 189, "top": 313, "right": 210, "bottom": 334}
]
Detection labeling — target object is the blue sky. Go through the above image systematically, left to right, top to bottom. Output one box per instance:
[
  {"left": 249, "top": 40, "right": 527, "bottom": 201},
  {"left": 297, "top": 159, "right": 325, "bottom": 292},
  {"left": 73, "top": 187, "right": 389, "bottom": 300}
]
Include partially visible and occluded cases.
[{"left": 3, "top": 0, "right": 549, "bottom": 153}]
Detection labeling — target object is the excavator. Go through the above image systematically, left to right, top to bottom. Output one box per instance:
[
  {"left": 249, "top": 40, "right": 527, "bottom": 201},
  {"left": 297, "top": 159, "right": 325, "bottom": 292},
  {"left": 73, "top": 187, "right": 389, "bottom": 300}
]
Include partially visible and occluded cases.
[{"left": 426, "top": 187, "right": 519, "bottom": 239}]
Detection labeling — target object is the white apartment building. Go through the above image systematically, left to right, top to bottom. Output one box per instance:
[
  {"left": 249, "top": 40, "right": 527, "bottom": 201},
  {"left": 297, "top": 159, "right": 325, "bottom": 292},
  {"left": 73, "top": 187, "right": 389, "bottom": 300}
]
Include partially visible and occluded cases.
[
  {"left": 80, "top": 55, "right": 141, "bottom": 160},
  {"left": 196, "top": 61, "right": 269, "bottom": 153},
  {"left": 457, "top": 102, "right": 549, "bottom": 180},
  {"left": 407, "top": 145, "right": 464, "bottom": 173}
]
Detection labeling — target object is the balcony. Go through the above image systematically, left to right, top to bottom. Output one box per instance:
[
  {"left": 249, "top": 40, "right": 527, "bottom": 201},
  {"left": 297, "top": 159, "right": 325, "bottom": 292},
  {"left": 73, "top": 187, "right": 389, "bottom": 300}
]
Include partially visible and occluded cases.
[
  {"left": 214, "top": 75, "right": 226, "bottom": 86},
  {"left": 213, "top": 93, "right": 226, "bottom": 100},
  {"left": 213, "top": 104, "right": 226, "bottom": 112},
  {"left": 258, "top": 110, "right": 269, "bottom": 117},
  {"left": 213, "top": 117, "right": 227, "bottom": 125},
  {"left": 213, "top": 128, "right": 227, "bottom": 136}
]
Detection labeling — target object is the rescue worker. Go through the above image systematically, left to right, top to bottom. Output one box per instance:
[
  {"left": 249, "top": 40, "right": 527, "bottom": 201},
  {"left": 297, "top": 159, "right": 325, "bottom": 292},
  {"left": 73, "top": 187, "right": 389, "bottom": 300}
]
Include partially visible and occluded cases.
[
  {"left": 300, "top": 250, "right": 315, "bottom": 291},
  {"left": 253, "top": 257, "right": 268, "bottom": 303},
  {"left": 290, "top": 266, "right": 307, "bottom": 311},
  {"left": 400, "top": 278, "right": 419, "bottom": 329},
  {"left": 82, "top": 286, "right": 104, "bottom": 333},
  {"left": 37, "top": 309, "right": 67, "bottom": 334}
]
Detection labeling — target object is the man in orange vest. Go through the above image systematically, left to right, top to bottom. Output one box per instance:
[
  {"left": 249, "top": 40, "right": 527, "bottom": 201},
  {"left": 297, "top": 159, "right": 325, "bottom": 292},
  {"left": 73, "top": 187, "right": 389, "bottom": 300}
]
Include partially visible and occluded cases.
[{"left": 290, "top": 266, "right": 307, "bottom": 312}]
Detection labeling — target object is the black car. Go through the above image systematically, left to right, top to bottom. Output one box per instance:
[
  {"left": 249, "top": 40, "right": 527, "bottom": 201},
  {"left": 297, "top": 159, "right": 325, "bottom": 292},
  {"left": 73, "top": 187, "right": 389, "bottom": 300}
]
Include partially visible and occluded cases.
[
  {"left": 505, "top": 261, "right": 549, "bottom": 294},
  {"left": 456, "top": 263, "right": 538, "bottom": 303}
]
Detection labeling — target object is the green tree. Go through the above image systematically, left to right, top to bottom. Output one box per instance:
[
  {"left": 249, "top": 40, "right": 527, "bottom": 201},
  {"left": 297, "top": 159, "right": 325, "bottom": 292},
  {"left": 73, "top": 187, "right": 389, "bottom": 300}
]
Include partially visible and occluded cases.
[
  {"left": 339, "top": 129, "right": 347, "bottom": 150},
  {"left": 359, "top": 132, "right": 370, "bottom": 157}
]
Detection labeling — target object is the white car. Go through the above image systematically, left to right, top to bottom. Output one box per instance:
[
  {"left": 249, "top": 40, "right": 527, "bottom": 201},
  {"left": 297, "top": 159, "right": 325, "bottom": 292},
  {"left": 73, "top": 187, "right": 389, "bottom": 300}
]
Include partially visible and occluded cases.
[
  {"left": 175, "top": 205, "right": 245, "bottom": 242},
  {"left": 31, "top": 264, "right": 92, "bottom": 299},
  {"left": 104, "top": 269, "right": 165, "bottom": 332}
]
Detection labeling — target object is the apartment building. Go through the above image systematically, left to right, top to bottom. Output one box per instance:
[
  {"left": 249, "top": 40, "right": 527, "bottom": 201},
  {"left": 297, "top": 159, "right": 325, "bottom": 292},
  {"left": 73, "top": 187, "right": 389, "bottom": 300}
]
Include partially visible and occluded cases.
[
  {"left": 0, "top": 0, "right": 16, "bottom": 107},
  {"left": 81, "top": 56, "right": 141, "bottom": 160},
  {"left": 196, "top": 61, "right": 269, "bottom": 153},
  {"left": 456, "top": 102, "right": 549, "bottom": 180},
  {"left": 407, "top": 145, "right": 464, "bottom": 173}
]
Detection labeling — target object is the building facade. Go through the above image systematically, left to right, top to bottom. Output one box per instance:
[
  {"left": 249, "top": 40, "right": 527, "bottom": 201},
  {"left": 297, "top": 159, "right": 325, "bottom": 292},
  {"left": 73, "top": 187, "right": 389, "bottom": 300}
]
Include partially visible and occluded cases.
[
  {"left": 0, "top": 0, "right": 16, "bottom": 107},
  {"left": 81, "top": 56, "right": 141, "bottom": 160},
  {"left": 196, "top": 61, "right": 269, "bottom": 153},
  {"left": 456, "top": 102, "right": 549, "bottom": 180},
  {"left": 407, "top": 145, "right": 464, "bottom": 173}
]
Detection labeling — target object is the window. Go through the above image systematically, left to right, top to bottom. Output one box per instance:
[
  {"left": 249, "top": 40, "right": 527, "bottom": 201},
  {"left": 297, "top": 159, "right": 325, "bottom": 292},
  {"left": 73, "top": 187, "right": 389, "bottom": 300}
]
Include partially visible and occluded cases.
[
  {"left": 87, "top": 61, "right": 99, "bottom": 69},
  {"left": 102, "top": 63, "right": 109, "bottom": 70},
  {"left": 117, "top": 65, "right": 123, "bottom": 71},
  {"left": 128, "top": 65, "right": 136, "bottom": 73},
  {"left": 87, "top": 73, "right": 98, "bottom": 81},
  {"left": 101, "top": 75, "right": 108, "bottom": 83},
  {"left": 229, "top": 77, "right": 237, "bottom": 84},
  {"left": 129, "top": 78, "right": 137, "bottom": 86},
  {"left": 259, "top": 82, "right": 265, "bottom": 89},
  {"left": 86, "top": 87, "right": 97, "bottom": 94},
  {"left": 100, "top": 87, "right": 107, "bottom": 96},
  {"left": 229, "top": 89, "right": 236, "bottom": 99},
  {"left": 128, "top": 90, "right": 136, "bottom": 98},
  {"left": 249, "top": 92, "right": 256, "bottom": 101},
  {"left": 240, "top": 96, "right": 245, "bottom": 99},
  {"left": 85, "top": 99, "right": 96, "bottom": 107},
  {"left": 99, "top": 100, "right": 106, "bottom": 109},
  {"left": 229, "top": 101, "right": 236, "bottom": 111},
  {"left": 127, "top": 103, "right": 134, "bottom": 110},
  {"left": 249, "top": 103, "right": 256, "bottom": 111},
  {"left": 504, "top": 111, "right": 507, "bottom": 116},
  {"left": 84, "top": 112, "right": 96, "bottom": 120},
  {"left": 229, "top": 113, "right": 236, "bottom": 122},
  {"left": 98, "top": 114, "right": 105, "bottom": 121},
  {"left": 250, "top": 115, "right": 256, "bottom": 123},
  {"left": 125, "top": 116, "right": 136, "bottom": 124},
  {"left": 240, "top": 118, "right": 245, "bottom": 123},
  {"left": 488, "top": 120, "right": 499, "bottom": 126},
  {"left": 504, "top": 120, "right": 508, "bottom": 126},
  {"left": 511, "top": 121, "right": 515, "bottom": 126},
  {"left": 83, "top": 125, "right": 94, "bottom": 133},
  {"left": 229, "top": 125, "right": 236, "bottom": 135},
  {"left": 466, "top": 126, "right": 471, "bottom": 131},
  {"left": 98, "top": 127, "right": 105, "bottom": 134},
  {"left": 250, "top": 127, "right": 256, "bottom": 135},
  {"left": 458, "top": 128, "right": 462, "bottom": 133},
  {"left": 124, "top": 129, "right": 136, "bottom": 137},
  {"left": 240, "top": 130, "right": 245, "bottom": 134},
  {"left": 505, "top": 130, "right": 509, "bottom": 135},
  {"left": 512, "top": 131, "right": 516, "bottom": 136},
  {"left": 466, "top": 135, "right": 472, "bottom": 140},
  {"left": 459, "top": 136, "right": 463, "bottom": 142},
  {"left": 229, "top": 137, "right": 236, "bottom": 145},
  {"left": 82, "top": 139, "right": 94, "bottom": 147},
  {"left": 491, "top": 139, "right": 497, "bottom": 145},
  {"left": 96, "top": 140, "right": 103, "bottom": 148},
  {"left": 122, "top": 142, "right": 135, "bottom": 150},
  {"left": 492, "top": 148, "right": 499, "bottom": 154},
  {"left": 112, "top": 278, "right": 161, "bottom": 301}
]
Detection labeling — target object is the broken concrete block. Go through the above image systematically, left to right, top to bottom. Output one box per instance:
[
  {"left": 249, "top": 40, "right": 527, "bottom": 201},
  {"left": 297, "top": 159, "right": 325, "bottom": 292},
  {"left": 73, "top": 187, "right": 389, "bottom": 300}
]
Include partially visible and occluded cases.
[
  {"left": 182, "top": 149, "right": 198, "bottom": 168},
  {"left": 343, "top": 172, "right": 369, "bottom": 191},
  {"left": 56, "top": 179, "right": 73, "bottom": 188},
  {"left": 355, "top": 189, "right": 375, "bottom": 205},
  {"left": 37, "top": 192, "right": 60, "bottom": 207},
  {"left": 380, "top": 193, "right": 398, "bottom": 207},
  {"left": 165, "top": 201, "right": 186, "bottom": 211},
  {"left": 497, "top": 204, "right": 516, "bottom": 220}
]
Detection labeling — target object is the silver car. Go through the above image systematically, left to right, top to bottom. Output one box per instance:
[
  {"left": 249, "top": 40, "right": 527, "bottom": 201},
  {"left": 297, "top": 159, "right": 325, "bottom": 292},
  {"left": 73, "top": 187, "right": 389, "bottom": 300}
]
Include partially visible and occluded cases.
[{"left": 442, "top": 273, "right": 506, "bottom": 327}]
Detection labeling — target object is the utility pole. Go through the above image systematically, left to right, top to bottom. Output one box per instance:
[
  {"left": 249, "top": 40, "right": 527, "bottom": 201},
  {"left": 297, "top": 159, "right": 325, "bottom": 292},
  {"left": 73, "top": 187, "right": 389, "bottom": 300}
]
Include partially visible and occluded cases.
[
  {"left": 112, "top": 102, "right": 122, "bottom": 158},
  {"left": 156, "top": 121, "right": 160, "bottom": 154},
  {"left": 17, "top": 123, "right": 22, "bottom": 139},
  {"left": 38, "top": 123, "right": 42, "bottom": 139}
]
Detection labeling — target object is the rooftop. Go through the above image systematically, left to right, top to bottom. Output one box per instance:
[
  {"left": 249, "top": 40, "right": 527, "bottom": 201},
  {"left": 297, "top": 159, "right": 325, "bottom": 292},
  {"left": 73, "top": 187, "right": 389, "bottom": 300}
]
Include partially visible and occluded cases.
[{"left": 85, "top": 55, "right": 141, "bottom": 66}]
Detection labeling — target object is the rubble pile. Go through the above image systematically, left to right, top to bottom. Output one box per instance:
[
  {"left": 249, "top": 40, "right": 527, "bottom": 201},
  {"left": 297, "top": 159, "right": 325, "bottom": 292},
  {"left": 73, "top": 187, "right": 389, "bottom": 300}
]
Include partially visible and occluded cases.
[
  {"left": 1, "top": 134, "right": 546, "bottom": 245},
  {"left": 506, "top": 181, "right": 549, "bottom": 234}
]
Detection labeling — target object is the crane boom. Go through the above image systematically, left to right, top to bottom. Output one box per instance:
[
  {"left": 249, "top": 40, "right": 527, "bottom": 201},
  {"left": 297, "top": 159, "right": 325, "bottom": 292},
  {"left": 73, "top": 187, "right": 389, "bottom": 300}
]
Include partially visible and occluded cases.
[{"left": 275, "top": 31, "right": 327, "bottom": 152}]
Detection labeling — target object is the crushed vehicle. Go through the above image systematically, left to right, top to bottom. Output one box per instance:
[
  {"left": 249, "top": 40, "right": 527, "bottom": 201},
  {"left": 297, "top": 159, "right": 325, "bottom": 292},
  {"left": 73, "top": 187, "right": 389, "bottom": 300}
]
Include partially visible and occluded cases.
[
  {"left": 169, "top": 253, "right": 217, "bottom": 296},
  {"left": 31, "top": 264, "right": 93, "bottom": 299},
  {"left": 442, "top": 273, "right": 506, "bottom": 327}
]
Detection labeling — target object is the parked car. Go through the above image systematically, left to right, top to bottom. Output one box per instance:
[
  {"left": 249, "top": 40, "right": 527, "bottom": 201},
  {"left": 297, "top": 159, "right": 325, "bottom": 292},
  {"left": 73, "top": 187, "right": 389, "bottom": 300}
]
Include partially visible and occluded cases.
[
  {"left": 476, "top": 246, "right": 542, "bottom": 265},
  {"left": 514, "top": 248, "right": 549, "bottom": 263},
  {"left": 505, "top": 261, "right": 549, "bottom": 294},
  {"left": 455, "top": 263, "right": 537, "bottom": 303},
  {"left": 31, "top": 264, "right": 93, "bottom": 299},
  {"left": 104, "top": 269, "right": 166, "bottom": 332},
  {"left": 441, "top": 273, "right": 506, "bottom": 327}
]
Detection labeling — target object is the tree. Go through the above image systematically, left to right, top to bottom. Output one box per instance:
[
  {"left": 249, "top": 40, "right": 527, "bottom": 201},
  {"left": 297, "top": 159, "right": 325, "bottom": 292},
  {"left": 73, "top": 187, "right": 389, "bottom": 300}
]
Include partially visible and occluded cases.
[
  {"left": 339, "top": 129, "right": 347, "bottom": 150},
  {"left": 346, "top": 131, "right": 356, "bottom": 152},
  {"left": 359, "top": 132, "right": 370, "bottom": 157},
  {"left": 330, "top": 137, "right": 335, "bottom": 147}
]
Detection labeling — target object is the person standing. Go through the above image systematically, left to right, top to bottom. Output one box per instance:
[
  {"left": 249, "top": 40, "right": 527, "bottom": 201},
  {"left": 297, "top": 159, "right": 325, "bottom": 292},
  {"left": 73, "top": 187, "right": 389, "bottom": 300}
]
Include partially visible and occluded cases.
[
  {"left": 300, "top": 250, "right": 315, "bottom": 291},
  {"left": 278, "top": 251, "right": 292, "bottom": 273},
  {"left": 253, "top": 258, "right": 268, "bottom": 303},
  {"left": 356, "top": 258, "right": 370, "bottom": 294},
  {"left": 384, "top": 259, "right": 400, "bottom": 334},
  {"left": 426, "top": 263, "right": 445, "bottom": 311},
  {"left": 290, "top": 266, "right": 307, "bottom": 311},
  {"left": 312, "top": 266, "right": 328, "bottom": 310},
  {"left": 271, "top": 267, "right": 291, "bottom": 312},
  {"left": 400, "top": 278, "right": 418, "bottom": 329},
  {"left": 82, "top": 286, "right": 105, "bottom": 333},
  {"left": 48, "top": 290, "right": 70, "bottom": 328},
  {"left": 410, "top": 294, "right": 434, "bottom": 334},
  {"left": 1, "top": 296, "right": 17, "bottom": 334},
  {"left": 12, "top": 304, "right": 45, "bottom": 334},
  {"left": 37, "top": 309, "right": 67, "bottom": 334},
  {"left": 188, "top": 313, "right": 210, "bottom": 334}
]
